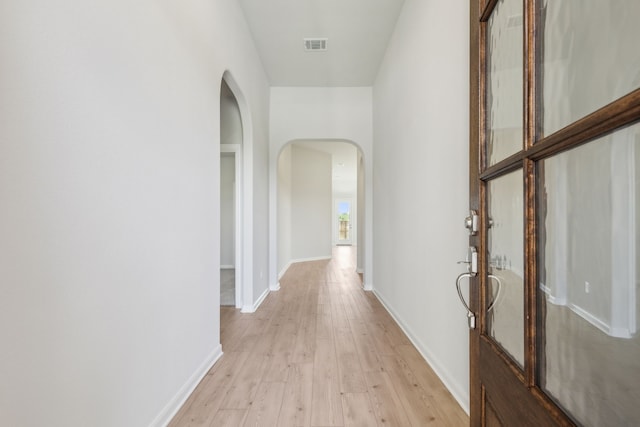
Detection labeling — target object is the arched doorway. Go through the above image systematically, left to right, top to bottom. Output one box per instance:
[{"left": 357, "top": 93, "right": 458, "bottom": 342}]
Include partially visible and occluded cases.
[
  {"left": 219, "top": 77, "right": 243, "bottom": 308},
  {"left": 275, "top": 139, "right": 365, "bottom": 285}
]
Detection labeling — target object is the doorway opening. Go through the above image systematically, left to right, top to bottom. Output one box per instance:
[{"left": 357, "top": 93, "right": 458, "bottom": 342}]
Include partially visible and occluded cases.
[
  {"left": 220, "top": 78, "right": 243, "bottom": 308},
  {"left": 275, "top": 139, "right": 364, "bottom": 285}
]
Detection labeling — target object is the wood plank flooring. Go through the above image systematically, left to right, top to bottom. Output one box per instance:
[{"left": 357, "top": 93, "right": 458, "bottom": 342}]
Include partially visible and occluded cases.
[{"left": 169, "top": 247, "right": 469, "bottom": 426}]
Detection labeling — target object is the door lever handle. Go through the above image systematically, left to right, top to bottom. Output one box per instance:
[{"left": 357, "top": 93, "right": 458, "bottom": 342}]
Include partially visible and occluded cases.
[
  {"left": 456, "top": 272, "right": 476, "bottom": 329},
  {"left": 487, "top": 274, "right": 502, "bottom": 312}
]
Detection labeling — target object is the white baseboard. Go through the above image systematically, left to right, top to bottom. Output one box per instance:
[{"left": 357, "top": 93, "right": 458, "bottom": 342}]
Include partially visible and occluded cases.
[
  {"left": 291, "top": 255, "right": 332, "bottom": 264},
  {"left": 278, "top": 256, "right": 332, "bottom": 281},
  {"left": 278, "top": 261, "right": 293, "bottom": 280},
  {"left": 220, "top": 265, "right": 235, "bottom": 270},
  {"left": 356, "top": 268, "right": 364, "bottom": 274},
  {"left": 270, "top": 282, "right": 281, "bottom": 291},
  {"left": 363, "top": 282, "right": 373, "bottom": 291},
  {"left": 241, "top": 287, "right": 270, "bottom": 313},
  {"left": 372, "top": 289, "right": 470, "bottom": 415},
  {"left": 569, "top": 302, "right": 631, "bottom": 339},
  {"left": 149, "top": 344, "right": 223, "bottom": 427}
]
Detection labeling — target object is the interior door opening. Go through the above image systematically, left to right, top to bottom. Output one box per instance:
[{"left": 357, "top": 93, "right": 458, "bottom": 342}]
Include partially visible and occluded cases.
[
  {"left": 220, "top": 77, "right": 243, "bottom": 310},
  {"left": 275, "top": 140, "right": 364, "bottom": 284},
  {"left": 220, "top": 152, "right": 236, "bottom": 306}
]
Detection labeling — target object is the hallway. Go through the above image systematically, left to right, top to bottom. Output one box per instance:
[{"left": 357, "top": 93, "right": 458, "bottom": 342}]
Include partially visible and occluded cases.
[{"left": 170, "top": 247, "right": 468, "bottom": 426}]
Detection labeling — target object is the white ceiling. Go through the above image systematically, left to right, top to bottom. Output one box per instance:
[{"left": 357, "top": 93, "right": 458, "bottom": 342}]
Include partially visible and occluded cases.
[
  {"left": 238, "top": 0, "right": 406, "bottom": 86},
  {"left": 292, "top": 140, "right": 358, "bottom": 194}
]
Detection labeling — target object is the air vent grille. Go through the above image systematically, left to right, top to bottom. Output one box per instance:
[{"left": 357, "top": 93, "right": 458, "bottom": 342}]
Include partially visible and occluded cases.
[{"left": 304, "top": 38, "right": 328, "bottom": 51}]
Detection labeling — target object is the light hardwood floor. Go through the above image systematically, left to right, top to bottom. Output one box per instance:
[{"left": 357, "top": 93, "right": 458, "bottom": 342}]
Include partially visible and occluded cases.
[{"left": 170, "top": 247, "right": 469, "bottom": 426}]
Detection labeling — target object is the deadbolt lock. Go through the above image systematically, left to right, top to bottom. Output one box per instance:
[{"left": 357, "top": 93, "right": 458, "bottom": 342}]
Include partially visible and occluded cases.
[{"left": 465, "top": 210, "right": 479, "bottom": 235}]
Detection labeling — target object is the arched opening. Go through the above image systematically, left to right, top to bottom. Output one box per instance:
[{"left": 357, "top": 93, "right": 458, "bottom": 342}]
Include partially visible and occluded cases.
[
  {"left": 219, "top": 77, "right": 243, "bottom": 309},
  {"left": 275, "top": 139, "right": 365, "bottom": 284}
]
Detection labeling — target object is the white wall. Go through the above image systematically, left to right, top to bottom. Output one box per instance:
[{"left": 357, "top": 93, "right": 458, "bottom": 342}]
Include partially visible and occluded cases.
[
  {"left": 0, "top": 0, "right": 269, "bottom": 426},
  {"left": 372, "top": 0, "right": 471, "bottom": 413},
  {"left": 269, "top": 87, "right": 374, "bottom": 290},
  {"left": 277, "top": 145, "right": 293, "bottom": 276},
  {"left": 291, "top": 145, "right": 333, "bottom": 261}
]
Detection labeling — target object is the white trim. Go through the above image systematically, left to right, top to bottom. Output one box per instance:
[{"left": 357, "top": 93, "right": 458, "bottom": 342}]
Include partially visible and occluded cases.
[
  {"left": 221, "top": 71, "right": 253, "bottom": 313},
  {"left": 609, "top": 134, "right": 636, "bottom": 338},
  {"left": 626, "top": 138, "right": 636, "bottom": 336},
  {"left": 630, "top": 139, "right": 637, "bottom": 335},
  {"left": 220, "top": 142, "right": 243, "bottom": 310},
  {"left": 220, "top": 144, "right": 241, "bottom": 153},
  {"left": 235, "top": 148, "right": 244, "bottom": 309},
  {"left": 553, "top": 156, "right": 569, "bottom": 306},
  {"left": 279, "top": 256, "right": 338, "bottom": 283},
  {"left": 289, "top": 256, "right": 332, "bottom": 264},
  {"left": 278, "top": 261, "right": 293, "bottom": 280},
  {"left": 220, "top": 265, "right": 235, "bottom": 270},
  {"left": 356, "top": 267, "right": 364, "bottom": 274},
  {"left": 270, "top": 282, "right": 281, "bottom": 292},
  {"left": 539, "top": 282, "right": 567, "bottom": 306},
  {"left": 241, "top": 287, "right": 270, "bottom": 313},
  {"left": 372, "top": 289, "right": 469, "bottom": 415},
  {"left": 568, "top": 303, "right": 632, "bottom": 339},
  {"left": 148, "top": 345, "right": 223, "bottom": 427}
]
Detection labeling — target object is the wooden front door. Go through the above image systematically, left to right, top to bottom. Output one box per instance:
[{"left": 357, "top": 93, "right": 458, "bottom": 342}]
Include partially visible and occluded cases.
[{"left": 468, "top": 0, "right": 640, "bottom": 425}]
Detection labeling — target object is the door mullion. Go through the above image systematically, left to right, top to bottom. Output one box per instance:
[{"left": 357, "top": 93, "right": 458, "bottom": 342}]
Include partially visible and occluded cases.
[
  {"left": 524, "top": 0, "right": 538, "bottom": 388},
  {"left": 524, "top": 0, "right": 537, "bottom": 150},
  {"left": 524, "top": 158, "right": 537, "bottom": 387}
]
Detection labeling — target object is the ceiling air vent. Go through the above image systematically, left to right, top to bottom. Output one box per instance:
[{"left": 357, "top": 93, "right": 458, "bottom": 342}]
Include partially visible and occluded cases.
[{"left": 304, "top": 38, "right": 328, "bottom": 52}]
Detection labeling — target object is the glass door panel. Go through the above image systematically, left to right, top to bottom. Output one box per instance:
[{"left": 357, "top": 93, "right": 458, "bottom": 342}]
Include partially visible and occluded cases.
[
  {"left": 486, "top": 0, "right": 524, "bottom": 166},
  {"left": 540, "top": 0, "right": 640, "bottom": 136},
  {"left": 537, "top": 122, "right": 640, "bottom": 425},
  {"left": 487, "top": 169, "right": 525, "bottom": 368},
  {"left": 336, "top": 200, "right": 352, "bottom": 245}
]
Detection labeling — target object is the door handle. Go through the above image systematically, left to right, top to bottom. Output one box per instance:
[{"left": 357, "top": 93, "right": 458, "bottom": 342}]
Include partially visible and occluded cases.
[
  {"left": 456, "top": 272, "right": 476, "bottom": 329},
  {"left": 456, "top": 272, "right": 502, "bottom": 329},
  {"left": 487, "top": 274, "right": 502, "bottom": 312}
]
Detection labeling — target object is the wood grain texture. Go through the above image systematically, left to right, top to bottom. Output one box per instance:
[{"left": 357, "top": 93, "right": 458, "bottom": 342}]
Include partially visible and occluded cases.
[{"left": 170, "top": 247, "right": 468, "bottom": 426}]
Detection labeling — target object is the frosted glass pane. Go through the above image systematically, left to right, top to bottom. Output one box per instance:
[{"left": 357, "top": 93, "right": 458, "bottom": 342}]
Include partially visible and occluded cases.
[
  {"left": 486, "top": 0, "right": 523, "bottom": 166},
  {"left": 541, "top": 1, "right": 640, "bottom": 136},
  {"left": 538, "top": 122, "right": 640, "bottom": 426},
  {"left": 487, "top": 169, "right": 524, "bottom": 367}
]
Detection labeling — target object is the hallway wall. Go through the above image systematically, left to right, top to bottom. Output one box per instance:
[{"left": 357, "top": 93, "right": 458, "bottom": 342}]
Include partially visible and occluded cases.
[
  {"left": 0, "top": 0, "right": 269, "bottom": 426},
  {"left": 372, "top": 0, "right": 471, "bottom": 412},
  {"left": 277, "top": 145, "right": 293, "bottom": 276},
  {"left": 291, "top": 145, "right": 333, "bottom": 261}
]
